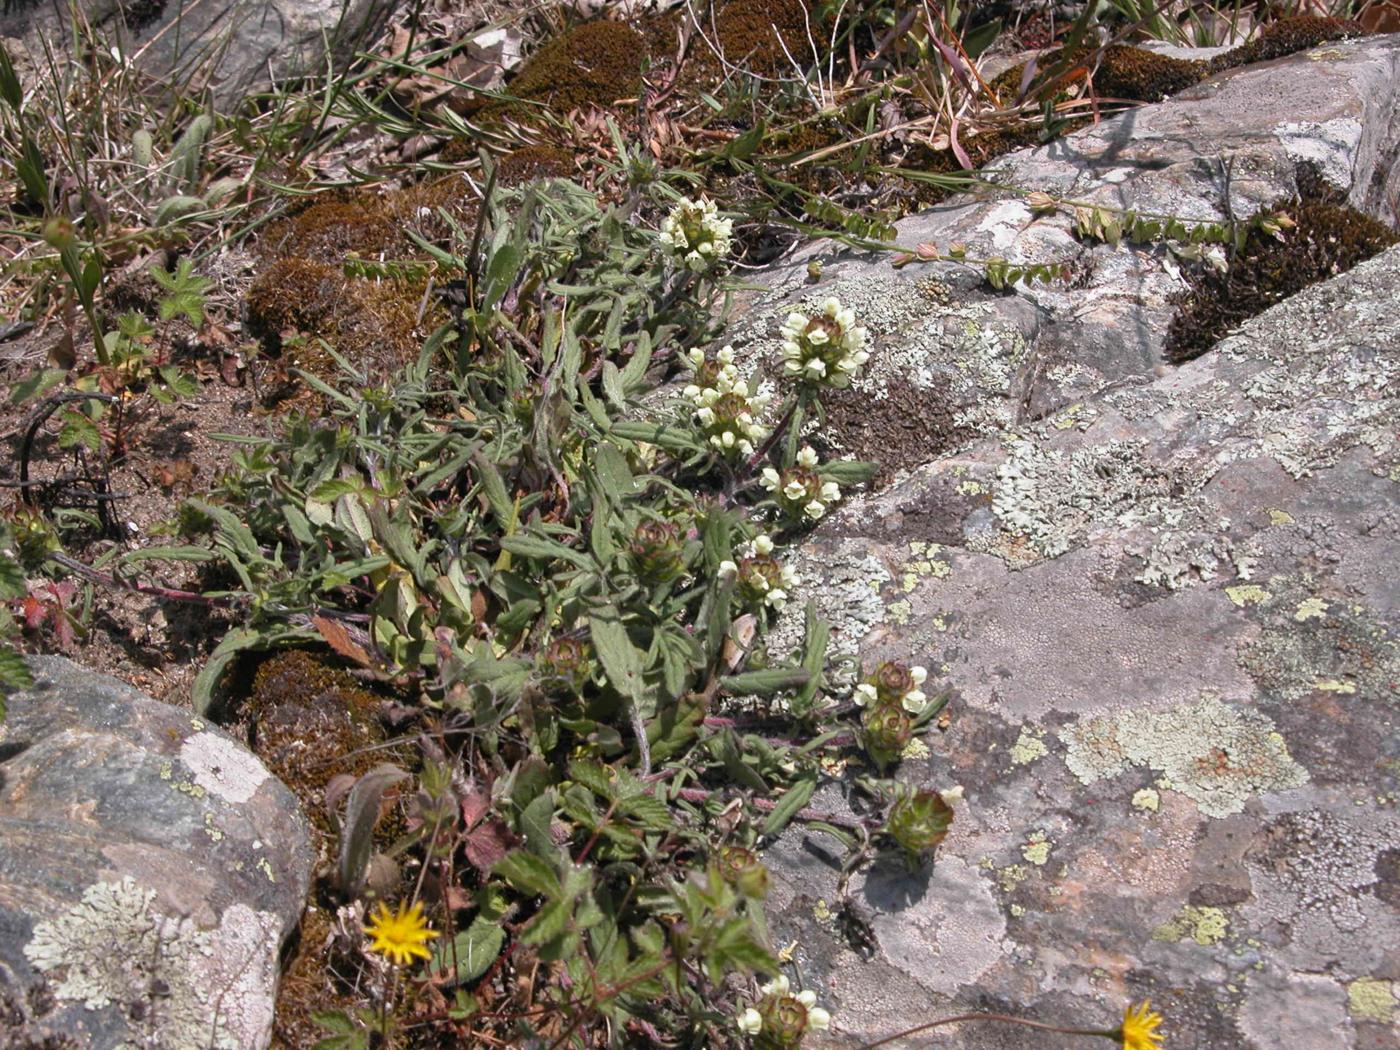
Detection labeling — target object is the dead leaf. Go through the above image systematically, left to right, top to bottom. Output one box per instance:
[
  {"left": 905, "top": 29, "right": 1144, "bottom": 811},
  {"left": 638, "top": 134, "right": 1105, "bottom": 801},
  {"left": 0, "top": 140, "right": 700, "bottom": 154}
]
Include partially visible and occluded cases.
[{"left": 311, "top": 614, "right": 374, "bottom": 667}]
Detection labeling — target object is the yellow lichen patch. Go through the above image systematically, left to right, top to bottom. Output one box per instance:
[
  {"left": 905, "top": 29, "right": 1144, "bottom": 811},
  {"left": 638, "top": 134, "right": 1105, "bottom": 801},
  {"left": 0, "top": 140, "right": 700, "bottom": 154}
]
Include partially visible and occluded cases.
[
  {"left": 1267, "top": 508, "right": 1295, "bottom": 525},
  {"left": 1226, "top": 584, "right": 1271, "bottom": 607},
  {"left": 1293, "top": 597, "right": 1329, "bottom": 621},
  {"left": 1131, "top": 787, "right": 1160, "bottom": 813},
  {"left": 1022, "top": 832, "right": 1051, "bottom": 866},
  {"left": 1152, "top": 904, "right": 1229, "bottom": 946},
  {"left": 1347, "top": 977, "right": 1397, "bottom": 1023}
]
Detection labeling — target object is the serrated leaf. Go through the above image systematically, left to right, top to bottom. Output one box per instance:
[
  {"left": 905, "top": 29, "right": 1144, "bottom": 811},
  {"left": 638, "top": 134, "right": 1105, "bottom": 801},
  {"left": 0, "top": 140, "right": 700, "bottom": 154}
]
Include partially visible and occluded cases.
[
  {"left": 589, "top": 610, "right": 646, "bottom": 708},
  {"left": 493, "top": 850, "right": 561, "bottom": 897},
  {"left": 428, "top": 916, "right": 505, "bottom": 987}
]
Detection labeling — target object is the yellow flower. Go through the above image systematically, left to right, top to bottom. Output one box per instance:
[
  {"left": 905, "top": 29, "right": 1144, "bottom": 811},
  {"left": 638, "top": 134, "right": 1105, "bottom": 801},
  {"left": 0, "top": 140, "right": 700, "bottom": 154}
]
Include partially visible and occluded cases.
[
  {"left": 363, "top": 900, "right": 439, "bottom": 966},
  {"left": 1119, "top": 1000, "right": 1164, "bottom": 1050}
]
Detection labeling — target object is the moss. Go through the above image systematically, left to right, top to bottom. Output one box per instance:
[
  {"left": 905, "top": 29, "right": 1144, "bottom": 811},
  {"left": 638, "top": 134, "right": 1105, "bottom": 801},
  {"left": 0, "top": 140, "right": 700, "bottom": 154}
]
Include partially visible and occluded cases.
[
  {"left": 712, "top": 0, "right": 815, "bottom": 77},
  {"left": 1210, "top": 15, "right": 1366, "bottom": 73},
  {"left": 502, "top": 20, "right": 645, "bottom": 114},
  {"left": 993, "top": 46, "right": 1205, "bottom": 106},
  {"left": 497, "top": 144, "right": 576, "bottom": 184},
  {"left": 1163, "top": 175, "right": 1399, "bottom": 364},
  {"left": 259, "top": 199, "right": 403, "bottom": 261},
  {"left": 245, "top": 257, "right": 347, "bottom": 337},
  {"left": 240, "top": 650, "right": 389, "bottom": 821}
]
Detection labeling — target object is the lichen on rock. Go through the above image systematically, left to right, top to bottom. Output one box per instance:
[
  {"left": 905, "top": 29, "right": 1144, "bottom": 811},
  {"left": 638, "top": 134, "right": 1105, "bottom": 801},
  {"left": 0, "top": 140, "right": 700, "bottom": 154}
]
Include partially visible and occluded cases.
[
  {"left": 1060, "top": 693, "right": 1308, "bottom": 817},
  {"left": 23, "top": 876, "right": 238, "bottom": 1048}
]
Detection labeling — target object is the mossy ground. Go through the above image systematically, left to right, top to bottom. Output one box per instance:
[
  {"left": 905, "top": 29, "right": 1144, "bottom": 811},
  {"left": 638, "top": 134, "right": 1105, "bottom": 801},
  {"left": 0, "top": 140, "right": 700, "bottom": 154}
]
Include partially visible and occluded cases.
[{"left": 1164, "top": 170, "right": 1399, "bottom": 363}]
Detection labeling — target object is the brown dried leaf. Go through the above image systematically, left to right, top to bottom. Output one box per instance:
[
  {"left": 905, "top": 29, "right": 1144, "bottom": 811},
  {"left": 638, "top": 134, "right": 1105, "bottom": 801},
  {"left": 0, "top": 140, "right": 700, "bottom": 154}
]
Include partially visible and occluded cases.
[{"left": 311, "top": 614, "right": 373, "bottom": 667}]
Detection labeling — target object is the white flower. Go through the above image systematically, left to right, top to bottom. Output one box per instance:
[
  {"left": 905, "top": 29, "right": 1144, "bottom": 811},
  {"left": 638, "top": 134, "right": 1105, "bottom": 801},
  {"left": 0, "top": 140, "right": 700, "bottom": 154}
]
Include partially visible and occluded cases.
[
  {"left": 660, "top": 197, "right": 733, "bottom": 271},
  {"left": 778, "top": 297, "right": 871, "bottom": 389},
  {"left": 796, "top": 446, "right": 819, "bottom": 468},
  {"left": 761, "top": 466, "right": 782, "bottom": 490},
  {"left": 804, "top": 500, "right": 826, "bottom": 520},
  {"left": 752, "top": 534, "right": 775, "bottom": 556},
  {"left": 718, "top": 559, "right": 738, "bottom": 578},
  {"left": 910, "top": 666, "right": 928, "bottom": 685},
  {"left": 854, "top": 683, "right": 879, "bottom": 707},
  {"left": 901, "top": 689, "right": 928, "bottom": 714},
  {"left": 761, "top": 975, "right": 791, "bottom": 998},
  {"left": 797, "top": 990, "right": 817, "bottom": 1008},
  {"left": 807, "top": 1006, "right": 831, "bottom": 1031},
  {"left": 737, "top": 1007, "right": 763, "bottom": 1035}
]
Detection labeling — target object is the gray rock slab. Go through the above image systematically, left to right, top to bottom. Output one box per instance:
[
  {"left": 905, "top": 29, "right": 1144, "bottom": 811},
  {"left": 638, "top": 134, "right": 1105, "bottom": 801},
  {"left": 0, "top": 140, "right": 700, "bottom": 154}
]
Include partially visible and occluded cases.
[
  {"left": 1, "top": 0, "right": 396, "bottom": 104},
  {"left": 721, "top": 35, "right": 1400, "bottom": 477},
  {"left": 740, "top": 38, "right": 1400, "bottom": 1045},
  {"left": 762, "top": 237, "right": 1400, "bottom": 1047},
  {"left": 0, "top": 656, "right": 314, "bottom": 1049}
]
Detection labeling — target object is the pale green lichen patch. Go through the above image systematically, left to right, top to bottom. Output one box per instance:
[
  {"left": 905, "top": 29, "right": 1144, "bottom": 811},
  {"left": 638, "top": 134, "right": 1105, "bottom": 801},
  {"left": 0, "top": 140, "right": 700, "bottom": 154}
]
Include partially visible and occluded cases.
[
  {"left": 981, "top": 437, "right": 1203, "bottom": 563},
  {"left": 769, "top": 542, "right": 891, "bottom": 688},
  {"left": 1293, "top": 596, "right": 1328, "bottom": 621},
  {"left": 1060, "top": 693, "right": 1308, "bottom": 817},
  {"left": 1010, "top": 727, "right": 1049, "bottom": 766},
  {"left": 1022, "top": 832, "right": 1051, "bottom": 866},
  {"left": 23, "top": 876, "right": 238, "bottom": 1048},
  {"left": 1152, "top": 903, "right": 1230, "bottom": 945},
  {"left": 1347, "top": 977, "right": 1397, "bottom": 1023}
]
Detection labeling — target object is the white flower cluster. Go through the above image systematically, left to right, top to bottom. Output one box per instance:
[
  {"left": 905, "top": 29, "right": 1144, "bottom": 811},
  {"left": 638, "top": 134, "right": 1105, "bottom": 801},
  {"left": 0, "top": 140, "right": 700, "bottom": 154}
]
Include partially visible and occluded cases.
[
  {"left": 659, "top": 196, "right": 733, "bottom": 272},
  {"left": 779, "top": 297, "right": 869, "bottom": 387},
  {"left": 686, "top": 346, "right": 770, "bottom": 458},
  {"left": 760, "top": 446, "right": 841, "bottom": 521},
  {"left": 719, "top": 534, "right": 798, "bottom": 611},
  {"left": 854, "top": 664, "right": 929, "bottom": 714},
  {"left": 736, "top": 975, "right": 831, "bottom": 1040}
]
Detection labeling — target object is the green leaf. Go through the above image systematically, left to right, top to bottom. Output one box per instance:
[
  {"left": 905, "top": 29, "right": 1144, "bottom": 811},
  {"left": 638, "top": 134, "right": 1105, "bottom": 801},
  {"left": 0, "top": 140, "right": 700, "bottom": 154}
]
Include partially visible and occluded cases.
[
  {"left": 9, "top": 369, "right": 68, "bottom": 406},
  {"left": 609, "top": 421, "right": 701, "bottom": 452},
  {"left": 472, "top": 451, "right": 513, "bottom": 524},
  {"left": 819, "top": 459, "right": 877, "bottom": 485},
  {"left": 500, "top": 534, "right": 592, "bottom": 569},
  {"left": 0, "top": 553, "right": 25, "bottom": 598},
  {"left": 589, "top": 610, "right": 646, "bottom": 708},
  {"left": 191, "top": 627, "right": 296, "bottom": 715},
  {"left": 0, "top": 646, "right": 33, "bottom": 705},
  {"left": 719, "top": 668, "right": 811, "bottom": 695},
  {"left": 336, "top": 764, "right": 410, "bottom": 898},
  {"left": 761, "top": 772, "right": 817, "bottom": 837},
  {"left": 519, "top": 791, "right": 559, "bottom": 859},
  {"left": 493, "top": 851, "right": 561, "bottom": 897},
  {"left": 519, "top": 894, "right": 573, "bottom": 947},
  {"left": 428, "top": 915, "right": 505, "bottom": 987}
]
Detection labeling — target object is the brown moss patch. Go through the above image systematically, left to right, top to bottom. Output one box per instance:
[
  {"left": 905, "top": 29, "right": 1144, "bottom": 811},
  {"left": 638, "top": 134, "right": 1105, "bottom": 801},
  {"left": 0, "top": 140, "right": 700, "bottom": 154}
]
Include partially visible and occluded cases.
[
  {"left": 712, "top": 0, "right": 815, "bottom": 77},
  {"left": 1210, "top": 15, "right": 1366, "bottom": 72},
  {"left": 501, "top": 20, "right": 645, "bottom": 114},
  {"left": 994, "top": 45, "right": 1205, "bottom": 106},
  {"left": 498, "top": 144, "right": 576, "bottom": 184},
  {"left": 1163, "top": 175, "right": 1398, "bottom": 363},
  {"left": 260, "top": 199, "right": 404, "bottom": 261},
  {"left": 240, "top": 650, "right": 390, "bottom": 818}
]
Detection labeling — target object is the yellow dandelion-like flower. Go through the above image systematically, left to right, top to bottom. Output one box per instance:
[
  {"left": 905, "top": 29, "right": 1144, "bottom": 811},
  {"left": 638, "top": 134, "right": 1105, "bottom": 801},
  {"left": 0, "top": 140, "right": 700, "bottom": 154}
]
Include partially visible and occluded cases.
[
  {"left": 363, "top": 900, "right": 439, "bottom": 966},
  {"left": 1118, "top": 1000, "right": 1164, "bottom": 1050}
]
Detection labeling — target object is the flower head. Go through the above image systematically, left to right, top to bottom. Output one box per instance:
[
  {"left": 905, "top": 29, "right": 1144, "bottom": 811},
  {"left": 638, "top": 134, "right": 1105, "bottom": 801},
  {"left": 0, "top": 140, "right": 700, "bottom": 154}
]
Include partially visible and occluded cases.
[
  {"left": 660, "top": 196, "right": 733, "bottom": 272},
  {"left": 779, "top": 297, "right": 870, "bottom": 388},
  {"left": 684, "top": 346, "right": 770, "bottom": 459},
  {"left": 761, "top": 445, "right": 843, "bottom": 521},
  {"left": 727, "top": 534, "right": 798, "bottom": 611},
  {"left": 363, "top": 900, "right": 439, "bottom": 966},
  {"left": 742, "top": 975, "right": 832, "bottom": 1049},
  {"left": 1119, "top": 1001, "right": 1164, "bottom": 1050}
]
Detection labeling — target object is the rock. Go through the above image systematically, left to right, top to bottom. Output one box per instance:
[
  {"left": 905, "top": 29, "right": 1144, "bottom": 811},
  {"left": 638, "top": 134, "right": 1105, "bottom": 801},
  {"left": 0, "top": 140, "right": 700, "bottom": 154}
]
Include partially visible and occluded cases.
[
  {"left": 0, "top": 0, "right": 396, "bottom": 104},
  {"left": 720, "top": 34, "right": 1400, "bottom": 479},
  {"left": 734, "top": 37, "right": 1400, "bottom": 1050},
  {"left": 0, "top": 656, "right": 314, "bottom": 1049}
]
